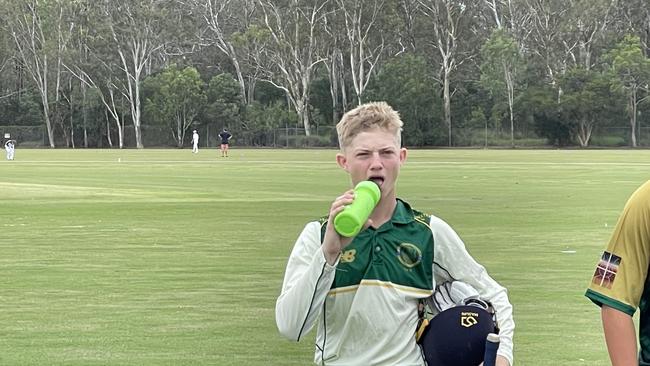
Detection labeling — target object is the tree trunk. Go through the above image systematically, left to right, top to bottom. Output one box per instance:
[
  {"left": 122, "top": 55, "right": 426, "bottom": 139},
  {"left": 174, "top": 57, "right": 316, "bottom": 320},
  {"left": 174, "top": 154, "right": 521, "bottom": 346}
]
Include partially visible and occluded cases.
[
  {"left": 505, "top": 66, "right": 515, "bottom": 147},
  {"left": 443, "top": 70, "right": 452, "bottom": 146},
  {"left": 133, "top": 79, "right": 143, "bottom": 149},
  {"left": 82, "top": 83, "right": 88, "bottom": 148},
  {"left": 630, "top": 91, "right": 638, "bottom": 147},
  {"left": 40, "top": 95, "right": 56, "bottom": 148},
  {"left": 297, "top": 100, "right": 311, "bottom": 136},
  {"left": 105, "top": 110, "right": 113, "bottom": 148},
  {"left": 577, "top": 117, "right": 592, "bottom": 147}
]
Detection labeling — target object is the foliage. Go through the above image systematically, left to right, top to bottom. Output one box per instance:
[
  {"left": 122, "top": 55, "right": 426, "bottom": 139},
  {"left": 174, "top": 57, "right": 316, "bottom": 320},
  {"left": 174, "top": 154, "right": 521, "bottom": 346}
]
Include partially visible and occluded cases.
[
  {"left": 0, "top": 0, "right": 649, "bottom": 147},
  {"left": 480, "top": 29, "right": 524, "bottom": 145},
  {"left": 480, "top": 30, "right": 521, "bottom": 98},
  {"left": 604, "top": 34, "right": 650, "bottom": 146},
  {"left": 606, "top": 35, "right": 650, "bottom": 89},
  {"left": 365, "top": 54, "right": 444, "bottom": 146},
  {"left": 143, "top": 65, "right": 206, "bottom": 147},
  {"left": 559, "top": 67, "right": 623, "bottom": 146},
  {"left": 203, "top": 73, "right": 244, "bottom": 131},
  {"left": 521, "top": 86, "right": 574, "bottom": 146},
  {"left": 0, "top": 92, "right": 43, "bottom": 126},
  {"left": 241, "top": 100, "right": 297, "bottom": 146}
]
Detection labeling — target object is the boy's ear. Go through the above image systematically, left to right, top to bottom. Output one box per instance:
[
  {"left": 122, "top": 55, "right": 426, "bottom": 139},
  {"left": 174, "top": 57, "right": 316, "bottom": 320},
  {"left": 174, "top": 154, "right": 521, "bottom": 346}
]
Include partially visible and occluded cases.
[{"left": 336, "top": 152, "right": 348, "bottom": 171}]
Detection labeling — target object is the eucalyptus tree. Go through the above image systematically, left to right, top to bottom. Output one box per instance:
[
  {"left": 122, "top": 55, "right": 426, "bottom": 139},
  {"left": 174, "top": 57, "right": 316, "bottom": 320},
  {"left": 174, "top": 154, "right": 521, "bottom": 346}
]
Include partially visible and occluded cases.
[
  {"left": 6, "top": 0, "right": 77, "bottom": 148},
  {"left": 100, "top": 0, "right": 169, "bottom": 148},
  {"left": 189, "top": 0, "right": 259, "bottom": 104},
  {"left": 256, "top": 0, "right": 331, "bottom": 136},
  {"left": 336, "top": 0, "right": 387, "bottom": 106},
  {"left": 396, "top": 0, "right": 423, "bottom": 52},
  {"left": 417, "top": 0, "right": 480, "bottom": 146},
  {"left": 482, "top": 0, "right": 504, "bottom": 29},
  {"left": 519, "top": 0, "right": 570, "bottom": 88},
  {"left": 521, "top": 0, "right": 614, "bottom": 86},
  {"left": 563, "top": 0, "right": 614, "bottom": 70},
  {"left": 614, "top": 0, "right": 650, "bottom": 57},
  {"left": 65, "top": 1, "right": 128, "bottom": 148},
  {"left": 321, "top": 6, "right": 349, "bottom": 125},
  {"left": 0, "top": 11, "right": 19, "bottom": 101},
  {"left": 230, "top": 24, "right": 271, "bottom": 106},
  {"left": 480, "top": 28, "right": 523, "bottom": 146},
  {"left": 605, "top": 35, "right": 650, "bottom": 147},
  {"left": 365, "top": 54, "right": 441, "bottom": 146},
  {"left": 65, "top": 65, "right": 129, "bottom": 148},
  {"left": 143, "top": 66, "right": 206, "bottom": 147},
  {"left": 559, "top": 67, "right": 615, "bottom": 147},
  {"left": 204, "top": 73, "right": 244, "bottom": 133}
]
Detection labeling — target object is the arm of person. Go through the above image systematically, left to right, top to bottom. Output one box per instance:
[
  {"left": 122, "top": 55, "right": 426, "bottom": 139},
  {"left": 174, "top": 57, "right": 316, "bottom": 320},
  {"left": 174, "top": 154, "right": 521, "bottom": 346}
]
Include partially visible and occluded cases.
[
  {"left": 430, "top": 216, "right": 515, "bottom": 366},
  {"left": 275, "top": 221, "right": 338, "bottom": 341},
  {"left": 601, "top": 305, "right": 637, "bottom": 366}
]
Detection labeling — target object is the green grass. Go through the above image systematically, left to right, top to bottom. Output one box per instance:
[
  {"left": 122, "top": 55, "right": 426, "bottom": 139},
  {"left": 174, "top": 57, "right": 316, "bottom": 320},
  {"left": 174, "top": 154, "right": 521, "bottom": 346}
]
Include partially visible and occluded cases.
[{"left": 1, "top": 148, "right": 649, "bottom": 365}]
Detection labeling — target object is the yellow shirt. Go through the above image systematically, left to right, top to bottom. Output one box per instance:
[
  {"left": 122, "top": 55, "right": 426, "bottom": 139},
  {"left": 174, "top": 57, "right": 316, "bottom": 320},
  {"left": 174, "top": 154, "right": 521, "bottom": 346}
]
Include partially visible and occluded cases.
[{"left": 586, "top": 180, "right": 650, "bottom": 363}]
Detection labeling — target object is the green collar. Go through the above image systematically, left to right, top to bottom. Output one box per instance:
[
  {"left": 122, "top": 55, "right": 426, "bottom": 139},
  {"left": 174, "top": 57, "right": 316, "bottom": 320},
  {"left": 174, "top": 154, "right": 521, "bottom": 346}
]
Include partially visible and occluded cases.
[{"left": 390, "top": 198, "right": 415, "bottom": 225}]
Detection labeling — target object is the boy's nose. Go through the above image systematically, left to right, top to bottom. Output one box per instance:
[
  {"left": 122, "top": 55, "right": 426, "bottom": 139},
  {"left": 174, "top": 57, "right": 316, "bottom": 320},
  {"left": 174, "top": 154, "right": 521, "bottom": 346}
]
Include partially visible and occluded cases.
[{"left": 369, "top": 153, "right": 383, "bottom": 168}]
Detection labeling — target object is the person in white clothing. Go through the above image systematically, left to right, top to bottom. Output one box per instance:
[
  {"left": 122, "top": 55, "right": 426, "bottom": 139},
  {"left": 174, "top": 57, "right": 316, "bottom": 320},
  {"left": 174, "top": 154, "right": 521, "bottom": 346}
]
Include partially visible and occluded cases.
[
  {"left": 275, "top": 102, "right": 514, "bottom": 365},
  {"left": 191, "top": 130, "right": 199, "bottom": 153},
  {"left": 5, "top": 139, "right": 15, "bottom": 160}
]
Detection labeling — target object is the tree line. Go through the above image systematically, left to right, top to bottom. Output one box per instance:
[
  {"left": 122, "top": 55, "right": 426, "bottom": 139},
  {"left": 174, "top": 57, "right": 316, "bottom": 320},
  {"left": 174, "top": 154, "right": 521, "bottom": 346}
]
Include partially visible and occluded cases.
[{"left": 0, "top": 0, "right": 648, "bottom": 148}]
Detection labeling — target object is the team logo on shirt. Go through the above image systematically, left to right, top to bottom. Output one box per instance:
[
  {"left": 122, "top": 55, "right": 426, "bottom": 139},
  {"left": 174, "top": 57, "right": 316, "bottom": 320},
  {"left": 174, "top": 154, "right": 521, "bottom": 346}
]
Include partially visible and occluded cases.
[
  {"left": 396, "top": 243, "right": 422, "bottom": 268},
  {"left": 340, "top": 249, "right": 356, "bottom": 263},
  {"left": 592, "top": 251, "right": 621, "bottom": 289}
]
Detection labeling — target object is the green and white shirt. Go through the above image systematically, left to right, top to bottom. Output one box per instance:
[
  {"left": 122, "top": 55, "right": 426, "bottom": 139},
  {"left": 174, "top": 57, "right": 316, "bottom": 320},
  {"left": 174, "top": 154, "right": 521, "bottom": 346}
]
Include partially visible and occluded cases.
[
  {"left": 586, "top": 181, "right": 650, "bottom": 365},
  {"left": 276, "top": 199, "right": 515, "bottom": 365}
]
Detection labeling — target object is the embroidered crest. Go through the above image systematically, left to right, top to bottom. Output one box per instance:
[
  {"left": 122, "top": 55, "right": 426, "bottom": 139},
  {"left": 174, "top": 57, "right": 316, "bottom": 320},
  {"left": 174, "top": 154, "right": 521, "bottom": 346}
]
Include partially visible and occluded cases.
[{"left": 396, "top": 243, "right": 422, "bottom": 268}]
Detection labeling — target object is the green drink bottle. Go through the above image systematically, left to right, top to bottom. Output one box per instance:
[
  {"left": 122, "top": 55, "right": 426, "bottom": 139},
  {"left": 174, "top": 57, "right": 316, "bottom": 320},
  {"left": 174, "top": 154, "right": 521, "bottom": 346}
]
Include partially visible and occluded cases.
[{"left": 334, "top": 180, "right": 381, "bottom": 237}]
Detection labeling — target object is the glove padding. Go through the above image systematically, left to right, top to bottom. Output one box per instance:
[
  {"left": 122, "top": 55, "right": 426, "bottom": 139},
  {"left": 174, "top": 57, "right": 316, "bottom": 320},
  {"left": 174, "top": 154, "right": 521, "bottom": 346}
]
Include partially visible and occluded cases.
[{"left": 433, "top": 280, "right": 480, "bottom": 313}]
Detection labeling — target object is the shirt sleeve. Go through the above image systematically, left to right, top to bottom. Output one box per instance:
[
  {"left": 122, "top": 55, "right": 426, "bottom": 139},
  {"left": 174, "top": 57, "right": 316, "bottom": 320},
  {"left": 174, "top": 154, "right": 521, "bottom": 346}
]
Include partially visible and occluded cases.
[
  {"left": 586, "top": 181, "right": 650, "bottom": 316},
  {"left": 430, "top": 215, "right": 515, "bottom": 365},
  {"left": 275, "top": 221, "right": 339, "bottom": 341}
]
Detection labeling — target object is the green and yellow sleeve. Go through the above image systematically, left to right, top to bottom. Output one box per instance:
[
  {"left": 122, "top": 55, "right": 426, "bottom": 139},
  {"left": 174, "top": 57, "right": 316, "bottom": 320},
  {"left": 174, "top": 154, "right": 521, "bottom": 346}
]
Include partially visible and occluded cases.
[{"left": 586, "top": 181, "right": 650, "bottom": 316}]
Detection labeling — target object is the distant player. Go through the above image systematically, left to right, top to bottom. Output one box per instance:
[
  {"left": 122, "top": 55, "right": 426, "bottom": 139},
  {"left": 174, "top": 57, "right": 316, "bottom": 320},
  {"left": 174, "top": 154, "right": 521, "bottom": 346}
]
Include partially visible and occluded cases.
[
  {"left": 218, "top": 128, "right": 232, "bottom": 157},
  {"left": 191, "top": 130, "right": 199, "bottom": 153},
  {"left": 5, "top": 139, "right": 15, "bottom": 160},
  {"left": 586, "top": 180, "right": 650, "bottom": 365}
]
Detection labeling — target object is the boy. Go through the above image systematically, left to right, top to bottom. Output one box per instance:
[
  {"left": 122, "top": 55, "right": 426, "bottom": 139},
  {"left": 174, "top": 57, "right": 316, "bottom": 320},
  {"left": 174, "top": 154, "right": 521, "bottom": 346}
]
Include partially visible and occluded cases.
[{"left": 275, "top": 102, "right": 514, "bottom": 365}]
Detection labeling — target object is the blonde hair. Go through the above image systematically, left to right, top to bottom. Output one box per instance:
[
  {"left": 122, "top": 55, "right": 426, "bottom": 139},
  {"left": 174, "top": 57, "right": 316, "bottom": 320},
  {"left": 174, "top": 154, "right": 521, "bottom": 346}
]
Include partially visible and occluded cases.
[{"left": 336, "top": 101, "right": 403, "bottom": 151}]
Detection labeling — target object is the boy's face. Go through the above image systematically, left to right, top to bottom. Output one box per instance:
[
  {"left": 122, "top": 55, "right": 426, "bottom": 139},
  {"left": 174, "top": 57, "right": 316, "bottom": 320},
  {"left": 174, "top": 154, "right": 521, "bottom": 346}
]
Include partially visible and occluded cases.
[{"left": 336, "top": 127, "right": 407, "bottom": 200}]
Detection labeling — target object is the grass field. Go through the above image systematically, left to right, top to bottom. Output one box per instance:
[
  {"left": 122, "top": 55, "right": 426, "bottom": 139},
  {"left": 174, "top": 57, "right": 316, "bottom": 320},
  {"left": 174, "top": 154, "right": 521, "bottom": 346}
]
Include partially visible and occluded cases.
[{"left": 1, "top": 148, "right": 649, "bottom": 365}]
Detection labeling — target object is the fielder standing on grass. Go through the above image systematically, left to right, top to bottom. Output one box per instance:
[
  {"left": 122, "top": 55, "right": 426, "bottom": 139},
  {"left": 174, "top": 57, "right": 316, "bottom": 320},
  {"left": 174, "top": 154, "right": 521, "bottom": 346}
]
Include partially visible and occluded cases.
[
  {"left": 275, "top": 102, "right": 514, "bottom": 365},
  {"left": 218, "top": 128, "right": 231, "bottom": 157},
  {"left": 191, "top": 129, "right": 199, "bottom": 154},
  {"left": 5, "top": 138, "right": 15, "bottom": 160},
  {"left": 586, "top": 180, "right": 650, "bottom": 366}
]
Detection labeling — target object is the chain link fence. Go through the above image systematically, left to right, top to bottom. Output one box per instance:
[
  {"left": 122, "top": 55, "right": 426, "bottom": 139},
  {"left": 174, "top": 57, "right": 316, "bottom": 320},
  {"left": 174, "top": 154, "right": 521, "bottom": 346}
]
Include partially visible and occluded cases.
[{"left": 3, "top": 124, "right": 650, "bottom": 148}]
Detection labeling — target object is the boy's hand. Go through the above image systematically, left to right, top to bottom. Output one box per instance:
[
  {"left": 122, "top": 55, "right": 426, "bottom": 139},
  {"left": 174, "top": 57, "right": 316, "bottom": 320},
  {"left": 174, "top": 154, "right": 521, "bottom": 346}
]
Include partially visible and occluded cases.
[{"left": 322, "top": 189, "right": 374, "bottom": 265}]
